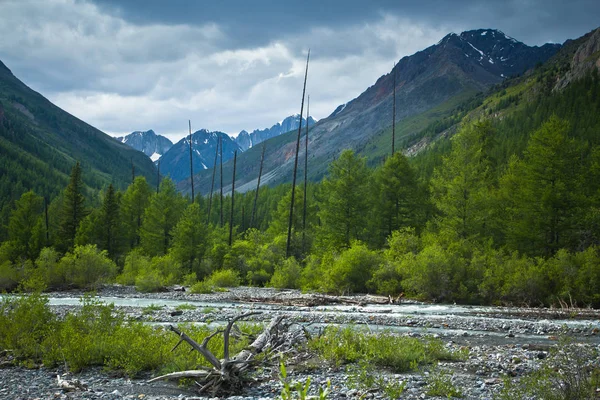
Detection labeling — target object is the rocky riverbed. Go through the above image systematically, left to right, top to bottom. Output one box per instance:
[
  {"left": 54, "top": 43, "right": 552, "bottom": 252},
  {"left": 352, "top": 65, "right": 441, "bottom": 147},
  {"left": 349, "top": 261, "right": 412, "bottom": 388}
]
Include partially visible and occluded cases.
[{"left": 1, "top": 285, "right": 599, "bottom": 399}]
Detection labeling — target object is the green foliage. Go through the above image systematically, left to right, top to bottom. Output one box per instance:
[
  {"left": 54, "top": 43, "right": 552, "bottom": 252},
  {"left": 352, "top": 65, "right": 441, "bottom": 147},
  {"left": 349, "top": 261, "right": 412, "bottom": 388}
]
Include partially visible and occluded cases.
[
  {"left": 430, "top": 120, "right": 496, "bottom": 240},
  {"left": 316, "top": 150, "right": 370, "bottom": 250},
  {"left": 57, "top": 162, "right": 88, "bottom": 252},
  {"left": 120, "top": 176, "right": 152, "bottom": 249},
  {"left": 140, "top": 178, "right": 186, "bottom": 256},
  {"left": 7, "top": 190, "right": 45, "bottom": 260},
  {"left": 169, "top": 202, "right": 208, "bottom": 273},
  {"left": 322, "top": 241, "right": 382, "bottom": 295},
  {"left": 56, "top": 244, "right": 117, "bottom": 289},
  {"left": 134, "top": 253, "right": 183, "bottom": 293},
  {"left": 269, "top": 257, "right": 302, "bottom": 289},
  {"left": 207, "top": 268, "right": 241, "bottom": 287},
  {"left": 0, "top": 292, "right": 56, "bottom": 362},
  {"left": 309, "top": 326, "right": 460, "bottom": 372},
  {"left": 496, "top": 337, "right": 599, "bottom": 400},
  {"left": 279, "top": 362, "right": 331, "bottom": 400},
  {"left": 426, "top": 367, "right": 463, "bottom": 398}
]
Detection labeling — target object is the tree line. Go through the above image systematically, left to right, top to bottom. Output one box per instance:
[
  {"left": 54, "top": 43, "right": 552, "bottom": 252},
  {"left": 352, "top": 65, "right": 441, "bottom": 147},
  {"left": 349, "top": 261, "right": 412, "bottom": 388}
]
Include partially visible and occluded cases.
[{"left": 1, "top": 71, "right": 599, "bottom": 307}]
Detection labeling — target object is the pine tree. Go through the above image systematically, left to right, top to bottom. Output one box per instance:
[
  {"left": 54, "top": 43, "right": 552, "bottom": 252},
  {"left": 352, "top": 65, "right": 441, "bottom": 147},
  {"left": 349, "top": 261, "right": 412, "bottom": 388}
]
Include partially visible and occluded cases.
[
  {"left": 500, "top": 116, "right": 581, "bottom": 255},
  {"left": 430, "top": 120, "right": 496, "bottom": 240},
  {"left": 316, "top": 150, "right": 370, "bottom": 249},
  {"left": 372, "top": 152, "right": 421, "bottom": 246},
  {"left": 58, "top": 162, "right": 88, "bottom": 252},
  {"left": 121, "top": 176, "right": 152, "bottom": 249},
  {"left": 140, "top": 178, "right": 186, "bottom": 256},
  {"left": 99, "top": 184, "right": 121, "bottom": 258},
  {"left": 7, "top": 190, "right": 45, "bottom": 260},
  {"left": 170, "top": 202, "right": 208, "bottom": 273}
]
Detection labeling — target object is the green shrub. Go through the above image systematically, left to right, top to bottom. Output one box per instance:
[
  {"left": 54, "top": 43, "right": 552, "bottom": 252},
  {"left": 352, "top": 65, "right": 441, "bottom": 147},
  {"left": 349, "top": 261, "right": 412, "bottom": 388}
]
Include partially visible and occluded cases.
[
  {"left": 324, "top": 242, "right": 382, "bottom": 295},
  {"left": 57, "top": 245, "right": 117, "bottom": 289},
  {"left": 117, "top": 249, "right": 151, "bottom": 285},
  {"left": 269, "top": 258, "right": 302, "bottom": 289},
  {"left": 0, "top": 260, "right": 19, "bottom": 292},
  {"left": 208, "top": 269, "right": 240, "bottom": 288},
  {"left": 189, "top": 279, "right": 215, "bottom": 294},
  {"left": 0, "top": 292, "right": 56, "bottom": 362},
  {"left": 309, "top": 326, "right": 461, "bottom": 372}
]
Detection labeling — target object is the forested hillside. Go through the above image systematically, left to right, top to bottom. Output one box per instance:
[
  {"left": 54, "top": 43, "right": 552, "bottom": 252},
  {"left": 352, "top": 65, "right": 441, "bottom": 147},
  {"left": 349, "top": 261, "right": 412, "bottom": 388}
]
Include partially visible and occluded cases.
[{"left": 0, "top": 60, "right": 157, "bottom": 242}]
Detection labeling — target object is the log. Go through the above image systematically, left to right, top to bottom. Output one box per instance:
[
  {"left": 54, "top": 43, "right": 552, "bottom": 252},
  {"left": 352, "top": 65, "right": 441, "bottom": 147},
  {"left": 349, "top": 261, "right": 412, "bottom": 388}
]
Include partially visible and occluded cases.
[{"left": 148, "top": 312, "right": 303, "bottom": 395}]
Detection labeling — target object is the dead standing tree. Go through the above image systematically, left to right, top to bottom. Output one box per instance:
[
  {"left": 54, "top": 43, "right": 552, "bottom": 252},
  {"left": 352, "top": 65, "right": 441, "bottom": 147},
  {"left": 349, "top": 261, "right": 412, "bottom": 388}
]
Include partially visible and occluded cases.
[
  {"left": 286, "top": 50, "right": 310, "bottom": 258},
  {"left": 148, "top": 313, "right": 306, "bottom": 395}
]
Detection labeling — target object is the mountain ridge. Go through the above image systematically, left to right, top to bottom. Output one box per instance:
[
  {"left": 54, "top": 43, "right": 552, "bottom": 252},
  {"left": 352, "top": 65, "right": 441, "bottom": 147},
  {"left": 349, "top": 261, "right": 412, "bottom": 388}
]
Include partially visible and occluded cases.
[{"left": 184, "top": 28, "right": 562, "bottom": 194}]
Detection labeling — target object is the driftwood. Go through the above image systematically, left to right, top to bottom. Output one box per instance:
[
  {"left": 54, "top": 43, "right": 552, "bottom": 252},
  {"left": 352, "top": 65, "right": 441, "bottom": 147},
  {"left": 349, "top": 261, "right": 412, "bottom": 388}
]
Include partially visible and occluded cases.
[{"left": 148, "top": 312, "right": 306, "bottom": 394}]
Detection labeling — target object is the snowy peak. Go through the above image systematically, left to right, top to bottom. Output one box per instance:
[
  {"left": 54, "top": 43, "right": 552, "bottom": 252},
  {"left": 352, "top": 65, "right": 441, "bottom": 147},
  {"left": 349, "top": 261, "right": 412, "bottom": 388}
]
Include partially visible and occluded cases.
[
  {"left": 436, "top": 28, "right": 561, "bottom": 79},
  {"left": 235, "top": 114, "right": 317, "bottom": 151},
  {"left": 117, "top": 129, "right": 173, "bottom": 160},
  {"left": 158, "top": 129, "right": 240, "bottom": 182}
]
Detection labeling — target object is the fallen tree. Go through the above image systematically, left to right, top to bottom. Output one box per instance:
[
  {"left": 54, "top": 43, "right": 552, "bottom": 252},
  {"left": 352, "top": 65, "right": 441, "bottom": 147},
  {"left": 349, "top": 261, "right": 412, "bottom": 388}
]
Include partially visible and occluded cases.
[{"left": 148, "top": 312, "right": 307, "bottom": 394}]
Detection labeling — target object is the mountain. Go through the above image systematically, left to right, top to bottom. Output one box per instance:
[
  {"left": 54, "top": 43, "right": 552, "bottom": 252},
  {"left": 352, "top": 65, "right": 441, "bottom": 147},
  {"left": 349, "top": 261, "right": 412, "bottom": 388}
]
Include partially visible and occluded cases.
[
  {"left": 185, "top": 28, "right": 561, "bottom": 194},
  {"left": 0, "top": 59, "right": 156, "bottom": 213},
  {"left": 235, "top": 115, "right": 318, "bottom": 151},
  {"left": 159, "top": 129, "right": 240, "bottom": 182},
  {"left": 116, "top": 130, "right": 173, "bottom": 161}
]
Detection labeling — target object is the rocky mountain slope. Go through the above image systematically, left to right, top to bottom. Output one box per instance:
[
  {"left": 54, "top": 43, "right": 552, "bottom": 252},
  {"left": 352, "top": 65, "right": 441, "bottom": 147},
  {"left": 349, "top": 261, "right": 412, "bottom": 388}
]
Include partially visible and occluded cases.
[
  {"left": 185, "top": 29, "right": 561, "bottom": 194},
  {"left": 116, "top": 130, "right": 173, "bottom": 161}
]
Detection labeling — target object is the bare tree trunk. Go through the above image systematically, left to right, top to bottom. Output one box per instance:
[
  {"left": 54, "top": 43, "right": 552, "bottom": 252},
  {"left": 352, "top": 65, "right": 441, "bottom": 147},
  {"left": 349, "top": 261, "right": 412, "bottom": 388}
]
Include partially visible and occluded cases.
[
  {"left": 286, "top": 50, "right": 310, "bottom": 258},
  {"left": 392, "top": 62, "right": 396, "bottom": 156},
  {"left": 302, "top": 96, "right": 310, "bottom": 254},
  {"left": 189, "top": 120, "right": 195, "bottom": 203},
  {"left": 220, "top": 135, "right": 224, "bottom": 227},
  {"left": 207, "top": 139, "right": 219, "bottom": 224},
  {"left": 250, "top": 143, "right": 266, "bottom": 230},
  {"left": 229, "top": 151, "right": 237, "bottom": 246},
  {"left": 156, "top": 160, "right": 160, "bottom": 194}
]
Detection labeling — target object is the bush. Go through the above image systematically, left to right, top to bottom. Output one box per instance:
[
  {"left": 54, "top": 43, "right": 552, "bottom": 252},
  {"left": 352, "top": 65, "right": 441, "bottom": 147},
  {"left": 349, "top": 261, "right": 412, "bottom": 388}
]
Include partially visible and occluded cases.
[
  {"left": 324, "top": 242, "right": 382, "bottom": 295},
  {"left": 57, "top": 245, "right": 117, "bottom": 289},
  {"left": 117, "top": 249, "right": 151, "bottom": 285},
  {"left": 269, "top": 258, "right": 302, "bottom": 289},
  {"left": 0, "top": 260, "right": 19, "bottom": 292},
  {"left": 208, "top": 269, "right": 240, "bottom": 287},
  {"left": 0, "top": 292, "right": 56, "bottom": 362},
  {"left": 309, "top": 326, "right": 462, "bottom": 372}
]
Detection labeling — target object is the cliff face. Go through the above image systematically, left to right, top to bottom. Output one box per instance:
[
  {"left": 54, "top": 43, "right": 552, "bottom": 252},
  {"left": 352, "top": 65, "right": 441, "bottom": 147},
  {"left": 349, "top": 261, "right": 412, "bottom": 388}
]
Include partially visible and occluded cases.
[{"left": 556, "top": 28, "right": 600, "bottom": 90}]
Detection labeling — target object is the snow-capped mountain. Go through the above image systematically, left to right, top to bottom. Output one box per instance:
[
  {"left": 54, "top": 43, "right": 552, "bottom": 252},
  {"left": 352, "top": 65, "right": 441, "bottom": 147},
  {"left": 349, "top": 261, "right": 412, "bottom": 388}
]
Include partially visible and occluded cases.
[
  {"left": 235, "top": 115, "right": 317, "bottom": 151},
  {"left": 158, "top": 129, "right": 240, "bottom": 182},
  {"left": 116, "top": 130, "right": 173, "bottom": 161}
]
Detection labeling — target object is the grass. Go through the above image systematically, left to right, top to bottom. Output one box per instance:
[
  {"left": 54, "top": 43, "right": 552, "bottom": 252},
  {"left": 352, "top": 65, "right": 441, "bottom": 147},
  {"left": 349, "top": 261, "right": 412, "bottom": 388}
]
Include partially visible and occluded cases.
[{"left": 308, "top": 326, "right": 466, "bottom": 373}]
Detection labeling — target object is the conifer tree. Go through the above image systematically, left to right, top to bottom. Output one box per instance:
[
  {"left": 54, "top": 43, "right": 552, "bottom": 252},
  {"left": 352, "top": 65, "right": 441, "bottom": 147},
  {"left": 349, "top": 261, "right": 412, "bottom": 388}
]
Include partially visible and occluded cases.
[
  {"left": 430, "top": 120, "right": 496, "bottom": 240},
  {"left": 316, "top": 150, "right": 370, "bottom": 249},
  {"left": 372, "top": 152, "right": 421, "bottom": 246},
  {"left": 58, "top": 162, "right": 88, "bottom": 252},
  {"left": 121, "top": 176, "right": 152, "bottom": 248},
  {"left": 140, "top": 178, "right": 186, "bottom": 256},
  {"left": 99, "top": 184, "right": 120, "bottom": 258},
  {"left": 7, "top": 190, "right": 45, "bottom": 260},
  {"left": 170, "top": 202, "right": 208, "bottom": 273}
]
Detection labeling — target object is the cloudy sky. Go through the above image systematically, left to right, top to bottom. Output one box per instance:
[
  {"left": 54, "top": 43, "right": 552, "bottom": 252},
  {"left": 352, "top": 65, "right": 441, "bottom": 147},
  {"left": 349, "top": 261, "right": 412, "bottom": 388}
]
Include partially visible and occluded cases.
[{"left": 0, "top": 0, "right": 598, "bottom": 142}]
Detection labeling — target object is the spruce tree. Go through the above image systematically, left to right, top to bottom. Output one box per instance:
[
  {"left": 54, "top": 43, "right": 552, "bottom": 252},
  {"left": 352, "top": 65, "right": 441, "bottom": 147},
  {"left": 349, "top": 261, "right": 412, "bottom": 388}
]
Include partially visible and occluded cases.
[
  {"left": 316, "top": 150, "right": 370, "bottom": 250},
  {"left": 58, "top": 162, "right": 88, "bottom": 252},
  {"left": 121, "top": 176, "right": 152, "bottom": 249},
  {"left": 140, "top": 178, "right": 186, "bottom": 256},
  {"left": 99, "top": 184, "right": 120, "bottom": 258},
  {"left": 7, "top": 190, "right": 45, "bottom": 260},
  {"left": 170, "top": 202, "right": 208, "bottom": 274}
]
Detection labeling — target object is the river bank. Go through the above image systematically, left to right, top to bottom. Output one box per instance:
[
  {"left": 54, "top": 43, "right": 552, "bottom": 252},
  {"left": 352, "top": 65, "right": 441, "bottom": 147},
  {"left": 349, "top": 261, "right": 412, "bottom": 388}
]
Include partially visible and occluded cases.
[{"left": 1, "top": 285, "right": 599, "bottom": 399}]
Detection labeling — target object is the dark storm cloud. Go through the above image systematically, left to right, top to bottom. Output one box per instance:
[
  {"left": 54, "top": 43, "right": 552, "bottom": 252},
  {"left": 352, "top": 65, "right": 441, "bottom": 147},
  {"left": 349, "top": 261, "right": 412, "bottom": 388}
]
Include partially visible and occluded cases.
[{"left": 0, "top": 0, "right": 598, "bottom": 140}]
